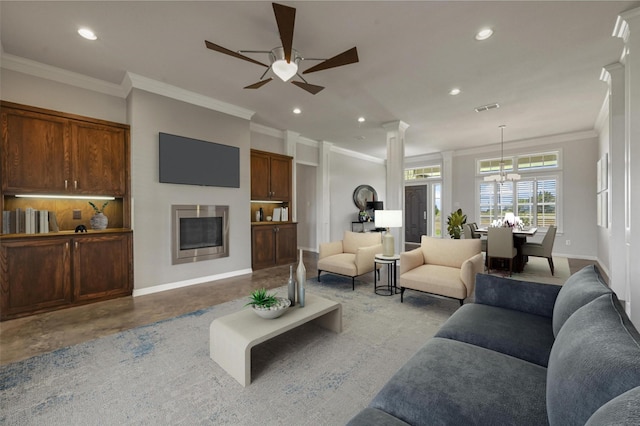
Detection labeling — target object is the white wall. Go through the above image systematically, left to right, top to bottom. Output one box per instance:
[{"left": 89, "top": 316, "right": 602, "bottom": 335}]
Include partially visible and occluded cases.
[
  {"left": 1, "top": 68, "right": 126, "bottom": 124},
  {"left": 128, "top": 88, "right": 252, "bottom": 291},
  {"left": 329, "top": 151, "right": 386, "bottom": 242},
  {"left": 296, "top": 163, "right": 317, "bottom": 251}
]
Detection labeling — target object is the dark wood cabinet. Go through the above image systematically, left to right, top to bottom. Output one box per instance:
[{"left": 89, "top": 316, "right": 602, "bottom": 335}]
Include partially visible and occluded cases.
[
  {"left": 1, "top": 101, "right": 129, "bottom": 197},
  {"left": 0, "top": 102, "right": 133, "bottom": 320},
  {"left": 1, "top": 107, "right": 71, "bottom": 193},
  {"left": 72, "top": 121, "right": 127, "bottom": 196},
  {"left": 250, "top": 150, "right": 292, "bottom": 202},
  {"left": 251, "top": 223, "right": 297, "bottom": 270},
  {"left": 0, "top": 232, "right": 133, "bottom": 320},
  {"left": 73, "top": 233, "right": 132, "bottom": 302},
  {"left": 0, "top": 237, "right": 72, "bottom": 319}
]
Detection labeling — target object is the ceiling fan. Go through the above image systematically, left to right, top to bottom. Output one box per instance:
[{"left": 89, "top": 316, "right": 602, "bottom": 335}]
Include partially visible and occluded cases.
[{"left": 204, "top": 2, "right": 359, "bottom": 95}]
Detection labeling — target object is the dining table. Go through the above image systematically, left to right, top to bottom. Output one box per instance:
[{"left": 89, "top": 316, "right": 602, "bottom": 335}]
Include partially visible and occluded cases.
[{"left": 474, "top": 226, "right": 538, "bottom": 273}]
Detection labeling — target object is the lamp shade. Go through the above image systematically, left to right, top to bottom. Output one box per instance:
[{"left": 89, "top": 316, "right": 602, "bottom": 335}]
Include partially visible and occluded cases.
[{"left": 375, "top": 210, "right": 403, "bottom": 228}]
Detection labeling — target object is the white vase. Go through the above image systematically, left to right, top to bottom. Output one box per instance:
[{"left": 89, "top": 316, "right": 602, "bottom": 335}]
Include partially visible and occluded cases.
[
  {"left": 90, "top": 213, "right": 108, "bottom": 230},
  {"left": 296, "top": 249, "right": 306, "bottom": 307}
]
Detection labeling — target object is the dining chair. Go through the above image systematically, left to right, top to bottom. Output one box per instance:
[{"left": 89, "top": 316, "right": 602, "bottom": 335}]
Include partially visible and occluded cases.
[
  {"left": 468, "top": 222, "right": 487, "bottom": 251},
  {"left": 462, "top": 224, "right": 474, "bottom": 239},
  {"left": 521, "top": 225, "right": 557, "bottom": 275},
  {"left": 487, "top": 227, "right": 517, "bottom": 276}
]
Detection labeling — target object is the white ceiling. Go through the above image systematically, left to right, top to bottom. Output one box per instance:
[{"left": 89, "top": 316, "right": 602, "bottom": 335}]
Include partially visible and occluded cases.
[{"left": 1, "top": 1, "right": 635, "bottom": 159}]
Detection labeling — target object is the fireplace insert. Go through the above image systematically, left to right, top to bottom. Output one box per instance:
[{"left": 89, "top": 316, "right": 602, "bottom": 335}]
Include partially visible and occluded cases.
[{"left": 171, "top": 205, "right": 229, "bottom": 264}]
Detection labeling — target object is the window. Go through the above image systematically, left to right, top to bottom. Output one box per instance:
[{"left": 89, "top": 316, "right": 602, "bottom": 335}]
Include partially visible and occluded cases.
[
  {"left": 477, "top": 151, "right": 560, "bottom": 228},
  {"left": 405, "top": 166, "right": 441, "bottom": 181},
  {"left": 478, "top": 177, "right": 558, "bottom": 227},
  {"left": 433, "top": 183, "right": 442, "bottom": 237}
]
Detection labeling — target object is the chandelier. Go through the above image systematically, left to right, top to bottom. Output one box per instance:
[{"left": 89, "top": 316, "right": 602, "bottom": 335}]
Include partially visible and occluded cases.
[{"left": 484, "top": 125, "right": 521, "bottom": 183}]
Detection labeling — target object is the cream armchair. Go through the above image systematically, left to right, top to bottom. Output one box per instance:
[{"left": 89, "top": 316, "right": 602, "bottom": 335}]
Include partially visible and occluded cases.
[
  {"left": 317, "top": 231, "right": 383, "bottom": 290},
  {"left": 399, "top": 236, "right": 483, "bottom": 305}
]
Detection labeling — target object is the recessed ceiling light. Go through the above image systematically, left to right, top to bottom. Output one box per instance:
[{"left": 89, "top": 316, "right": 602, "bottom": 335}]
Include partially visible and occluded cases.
[
  {"left": 78, "top": 27, "right": 97, "bottom": 41},
  {"left": 475, "top": 28, "right": 493, "bottom": 41},
  {"left": 449, "top": 88, "right": 461, "bottom": 96},
  {"left": 293, "top": 107, "right": 301, "bottom": 114},
  {"left": 357, "top": 117, "right": 365, "bottom": 123}
]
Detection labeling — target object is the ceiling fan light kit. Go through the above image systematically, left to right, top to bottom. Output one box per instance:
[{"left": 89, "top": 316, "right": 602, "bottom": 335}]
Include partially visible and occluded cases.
[{"left": 204, "top": 2, "right": 359, "bottom": 95}]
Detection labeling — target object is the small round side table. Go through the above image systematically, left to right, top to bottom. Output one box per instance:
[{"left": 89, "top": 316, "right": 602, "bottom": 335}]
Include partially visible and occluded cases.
[{"left": 374, "top": 253, "right": 401, "bottom": 296}]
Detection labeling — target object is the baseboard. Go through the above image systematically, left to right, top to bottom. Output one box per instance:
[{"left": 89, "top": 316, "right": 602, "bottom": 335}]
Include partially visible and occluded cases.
[{"left": 132, "top": 268, "right": 253, "bottom": 297}]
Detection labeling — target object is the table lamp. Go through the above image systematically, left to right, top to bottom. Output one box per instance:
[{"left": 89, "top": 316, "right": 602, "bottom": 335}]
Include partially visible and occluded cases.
[{"left": 375, "top": 210, "right": 403, "bottom": 256}]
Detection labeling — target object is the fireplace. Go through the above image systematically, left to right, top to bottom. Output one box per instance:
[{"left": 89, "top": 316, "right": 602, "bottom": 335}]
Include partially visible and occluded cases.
[{"left": 171, "top": 205, "right": 229, "bottom": 264}]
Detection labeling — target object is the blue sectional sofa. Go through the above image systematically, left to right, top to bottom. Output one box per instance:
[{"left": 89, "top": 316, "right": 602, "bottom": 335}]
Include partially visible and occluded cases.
[{"left": 347, "top": 265, "right": 640, "bottom": 425}]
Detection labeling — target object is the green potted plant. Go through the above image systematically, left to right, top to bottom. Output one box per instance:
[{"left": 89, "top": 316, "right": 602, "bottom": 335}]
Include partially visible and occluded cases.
[
  {"left": 447, "top": 208, "right": 467, "bottom": 239},
  {"left": 246, "top": 288, "right": 291, "bottom": 319}
]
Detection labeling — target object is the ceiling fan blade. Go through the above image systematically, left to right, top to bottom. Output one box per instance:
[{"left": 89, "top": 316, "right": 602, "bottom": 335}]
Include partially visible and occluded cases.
[
  {"left": 272, "top": 3, "right": 296, "bottom": 63},
  {"left": 205, "top": 40, "right": 269, "bottom": 67},
  {"left": 302, "top": 47, "right": 359, "bottom": 74},
  {"left": 244, "top": 78, "right": 273, "bottom": 89},
  {"left": 291, "top": 81, "right": 324, "bottom": 95}
]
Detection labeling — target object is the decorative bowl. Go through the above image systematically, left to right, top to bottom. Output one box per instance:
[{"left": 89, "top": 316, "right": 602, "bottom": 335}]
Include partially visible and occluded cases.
[{"left": 251, "top": 297, "right": 291, "bottom": 319}]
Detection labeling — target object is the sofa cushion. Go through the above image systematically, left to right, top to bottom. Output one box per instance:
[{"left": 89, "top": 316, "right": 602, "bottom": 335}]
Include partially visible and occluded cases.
[
  {"left": 342, "top": 231, "right": 381, "bottom": 254},
  {"left": 420, "top": 236, "right": 481, "bottom": 269},
  {"left": 317, "top": 253, "right": 357, "bottom": 277},
  {"left": 400, "top": 264, "right": 466, "bottom": 300},
  {"left": 552, "top": 264, "right": 610, "bottom": 336},
  {"left": 475, "top": 274, "right": 561, "bottom": 318},
  {"left": 547, "top": 293, "right": 640, "bottom": 426},
  {"left": 435, "top": 303, "right": 555, "bottom": 367},
  {"left": 369, "top": 337, "right": 549, "bottom": 426},
  {"left": 585, "top": 386, "right": 640, "bottom": 425},
  {"left": 346, "top": 407, "right": 411, "bottom": 426}
]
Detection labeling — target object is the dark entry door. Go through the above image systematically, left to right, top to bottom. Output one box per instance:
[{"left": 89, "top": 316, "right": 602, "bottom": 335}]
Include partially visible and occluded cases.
[{"left": 405, "top": 185, "right": 427, "bottom": 243}]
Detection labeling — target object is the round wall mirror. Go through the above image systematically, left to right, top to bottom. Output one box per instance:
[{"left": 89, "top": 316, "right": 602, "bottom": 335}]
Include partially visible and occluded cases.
[{"left": 352, "top": 185, "right": 378, "bottom": 210}]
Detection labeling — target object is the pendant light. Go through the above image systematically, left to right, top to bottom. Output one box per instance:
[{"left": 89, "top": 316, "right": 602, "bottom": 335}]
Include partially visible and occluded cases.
[{"left": 484, "top": 125, "right": 521, "bottom": 182}]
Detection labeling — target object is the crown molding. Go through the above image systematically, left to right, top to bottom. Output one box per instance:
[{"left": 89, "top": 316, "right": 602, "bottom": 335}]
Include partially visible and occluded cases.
[
  {"left": 1, "top": 53, "right": 125, "bottom": 97},
  {"left": 123, "top": 72, "right": 254, "bottom": 120},
  {"left": 249, "top": 122, "right": 283, "bottom": 138},
  {"left": 298, "top": 136, "right": 319, "bottom": 147},
  {"left": 330, "top": 144, "right": 385, "bottom": 164}
]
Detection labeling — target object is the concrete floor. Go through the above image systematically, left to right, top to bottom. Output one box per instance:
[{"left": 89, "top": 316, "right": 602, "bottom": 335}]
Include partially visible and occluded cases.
[{"left": 0, "top": 251, "right": 599, "bottom": 366}]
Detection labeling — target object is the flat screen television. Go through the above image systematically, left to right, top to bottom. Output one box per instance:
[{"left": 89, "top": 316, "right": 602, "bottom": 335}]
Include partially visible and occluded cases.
[{"left": 159, "top": 132, "right": 240, "bottom": 188}]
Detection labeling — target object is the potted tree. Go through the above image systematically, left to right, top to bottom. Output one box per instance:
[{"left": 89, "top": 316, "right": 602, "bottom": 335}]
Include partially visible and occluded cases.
[{"left": 447, "top": 208, "right": 467, "bottom": 239}]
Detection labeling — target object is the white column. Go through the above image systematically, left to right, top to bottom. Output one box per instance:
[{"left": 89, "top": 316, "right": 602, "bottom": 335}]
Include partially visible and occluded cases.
[
  {"left": 615, "top": 6, "right": 640, "bottom": 325},
  {"left": 602, "top": 63, "right": 627, "bottom": 299},
  {"left": 382, "top": 121, "right": 409, "bottom": 253},
  {"left": 284, "top": 131, "right": 299, "bottom": 222},
  {"left": 316, "top": 141, "right": 332, "bottom": 248},
  {"left": 441, "top": 151, "right": 454, "bottom": 237}
]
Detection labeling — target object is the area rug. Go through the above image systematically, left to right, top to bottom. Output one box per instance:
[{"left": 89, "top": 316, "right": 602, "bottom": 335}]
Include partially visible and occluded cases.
[
  {"left": 509, "top": 256, "right": 570, "bottom": 286},
  {"left": 0, "top": 276, "right": 458, "bottom": 426}
]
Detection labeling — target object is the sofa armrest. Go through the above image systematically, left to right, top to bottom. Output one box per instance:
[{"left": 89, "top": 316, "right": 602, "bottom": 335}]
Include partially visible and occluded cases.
[
  {"left": 319, "top": 240, "right": 343, "bottom": 260},
  {"left": 355, "top": 243, "right": 383, "bottom": 274},
  {"left": 400, "top": 248, "right": 424, "bottom": 275},
  {"left": 460, "top": 253, "right": 484, "bottom": 295},
  {"left": 475, "top": 273, "right": 561, "bottom": 318}
]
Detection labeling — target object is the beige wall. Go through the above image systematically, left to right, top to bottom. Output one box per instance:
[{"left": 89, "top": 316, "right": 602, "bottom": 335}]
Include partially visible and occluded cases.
[{"left": 128, "top": 88, "right": 252, "bottom": 290}]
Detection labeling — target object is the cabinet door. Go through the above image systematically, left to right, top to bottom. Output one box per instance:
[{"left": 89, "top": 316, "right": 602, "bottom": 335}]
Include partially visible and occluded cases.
[
  {"left": 1, "top": 107, "right": 70, "bottom": 193},
  {"left": 72, "top": 122, "right": 127, "bottom": 196},
  {"left": 251, "top": 151, "right": 271, "bottom": 200},
  {"left": 269, "top": 156, "right": 292, "bottom": 201},
  {"left": 275, "top": 224, "right": 297, "bottom": 265},
  {"left": 251, "top": 225, "right": 276, "bottom": 270},
  {"left": 73, "top": 233, "right": 132, "bottom": 302},
  {"left": 0, "top": 238, "right": 71, "bottom": 320}
]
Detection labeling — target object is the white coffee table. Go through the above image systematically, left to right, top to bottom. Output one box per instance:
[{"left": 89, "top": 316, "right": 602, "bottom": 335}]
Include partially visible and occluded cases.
[{"left": 210, "top": 293, "right": 342, "bottom": 386}]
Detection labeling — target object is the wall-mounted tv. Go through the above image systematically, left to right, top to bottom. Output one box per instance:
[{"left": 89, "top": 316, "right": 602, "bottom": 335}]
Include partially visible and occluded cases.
[{"left": 159, "top": 132, "right": 240, "bottom": 188}]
